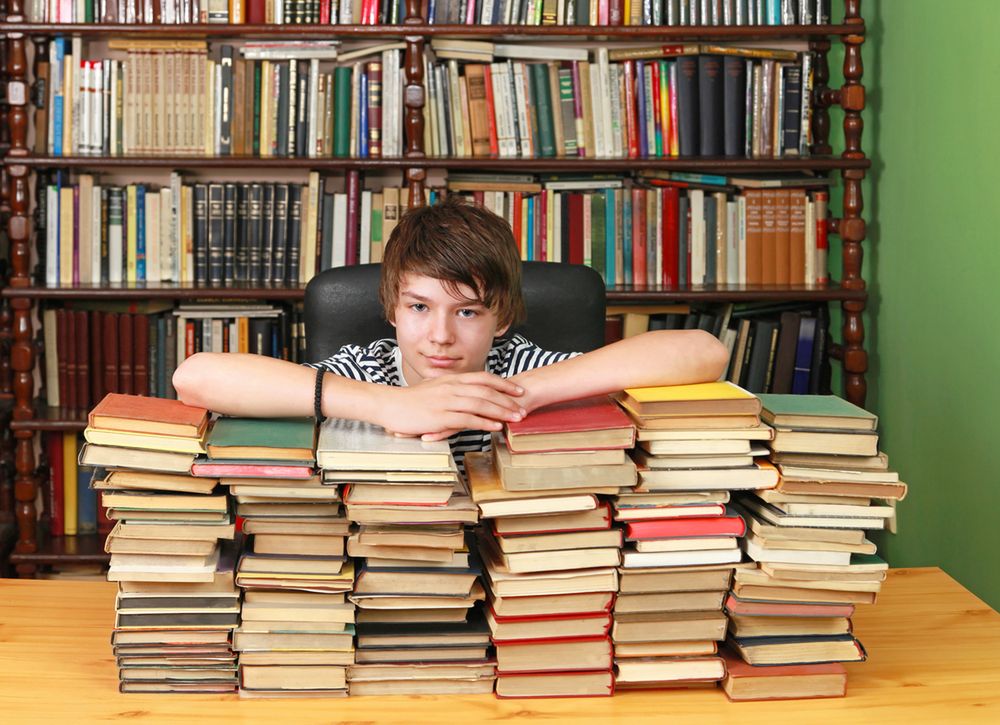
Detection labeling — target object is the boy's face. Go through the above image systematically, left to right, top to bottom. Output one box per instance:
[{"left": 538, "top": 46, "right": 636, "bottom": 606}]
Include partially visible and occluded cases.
[{"left": 391, "top": 273, "right": 510, "bottom": 385}]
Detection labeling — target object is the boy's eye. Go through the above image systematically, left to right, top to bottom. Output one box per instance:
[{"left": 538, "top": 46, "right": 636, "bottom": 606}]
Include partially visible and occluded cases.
[
  {"left": 410, "top": 303, "right": 428, "bottom": 312},
  {"left": 457, "top": 308, "right": 478, "bottom": 319}
]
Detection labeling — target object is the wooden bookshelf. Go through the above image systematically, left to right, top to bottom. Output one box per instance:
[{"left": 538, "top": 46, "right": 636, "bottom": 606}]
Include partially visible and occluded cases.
[{"left": 2, "top": 1, "right": 870, "bottom": 575}]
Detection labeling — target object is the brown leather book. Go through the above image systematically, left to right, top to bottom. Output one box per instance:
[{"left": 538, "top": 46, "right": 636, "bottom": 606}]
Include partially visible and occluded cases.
[
  {"left": 34, "top": 57, "right": 50, "bottom": 155},
  {"left": 232, "top": 58, "right": 246, "bottom": 157},
  {"left": 464, "top": 64, "right": 491, "bottom": 157},
  {"left": 773, "top": 188, "right": 792, "bottom": 285},
  {"left": 760, "top": 189, "right": 778, "bottom": 285},
  {"left": 788, "top": 189, "right": 807, "bottom": 285},
  {"left": 744, "top": 190, "right": 764, "bottom": 285},
  {"left": 56, "top": 308, "right": 68, "bottom": 409},
  {"left": 64, "top": 309, "right": 77, "bottom": 410},
  {"left": 75, "top": 310, "right": 90, "bottom": 410},
  {"left": 90, "top": 310, "right": 105, "bottom": 407},
  {"left": 770, "top": 311, "right": 802, "bottom": 395},
  {"left": 104, "top": 312, "right": 119, "bottom": 394},
  {"left": 119, "top": 312, "right": 134, "bottom": 396},
  {"left": 133, "top": 313, "right": 150, "bottom": 397}
]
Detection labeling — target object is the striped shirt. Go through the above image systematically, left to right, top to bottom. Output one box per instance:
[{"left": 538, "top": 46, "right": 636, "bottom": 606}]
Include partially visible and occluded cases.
[{"left": 306, "top": 334, "right": 579, "bottom": 471}]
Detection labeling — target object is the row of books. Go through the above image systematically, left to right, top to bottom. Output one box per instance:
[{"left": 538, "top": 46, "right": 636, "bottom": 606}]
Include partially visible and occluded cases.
[
  {"left": 28, "top": 0, "right": 408, "bottom": 25},
  {"left": 43, "top": 38, "right": 403, "bottom": 158},
  {"left": 425, "top": 45, "right": 812, "bottom": 159},
  {"left": 42, "top": 303, "right": 302, "bottom": 408}
]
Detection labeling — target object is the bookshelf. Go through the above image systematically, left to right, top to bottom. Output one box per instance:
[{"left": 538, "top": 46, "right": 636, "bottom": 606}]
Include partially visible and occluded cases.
[{"left": 1, "top": 0, "right": 870, "bottom": 576}]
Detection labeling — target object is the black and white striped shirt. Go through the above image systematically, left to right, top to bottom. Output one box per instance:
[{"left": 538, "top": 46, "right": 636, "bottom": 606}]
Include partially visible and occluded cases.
[{"left": 306, "top": 334, "right": 579, "bottom": 471}]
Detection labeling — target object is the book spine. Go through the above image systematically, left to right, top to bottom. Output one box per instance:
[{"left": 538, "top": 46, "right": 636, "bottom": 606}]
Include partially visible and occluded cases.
[
  {"left": 367, "top": 59, "right": 382, "bottom": 158},
  {"left": 223, "top": 183, "right": 237, "bottom": 283},
  {"left": 271, "top": 183, "right": 289, "bottom": 285}
]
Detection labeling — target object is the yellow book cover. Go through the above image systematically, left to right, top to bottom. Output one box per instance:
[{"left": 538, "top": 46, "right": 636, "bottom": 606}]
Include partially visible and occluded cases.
[
  {"left": 59, "top": 187, "right": 74, "bottom": 285},
  {"left": 625, "top": 381, "right": 755, "bottom": 403},
  {"left": 620, "top": 382, "right": 762, "bottom": 419},
  {"left": 83, "top": 427, "right": 208, "bottom": 454},
  {"left": 63, "top": 432, "right": 78, "bottom": 536}
]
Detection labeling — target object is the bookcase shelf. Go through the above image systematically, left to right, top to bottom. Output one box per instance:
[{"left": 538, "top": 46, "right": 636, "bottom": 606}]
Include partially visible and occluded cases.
[
  {"left": 2, "top": 1, "right": 872, "bottom": 577},
  {"left": 9, "top": 155, "right": 871, "bottom": 173},
  {"left": 8, "top": 533, "right": 109, "bottom": 567}
]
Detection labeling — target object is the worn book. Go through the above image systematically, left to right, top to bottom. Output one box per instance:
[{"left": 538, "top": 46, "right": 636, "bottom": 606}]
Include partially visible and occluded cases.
[
  {"left": 619, "top": 381, "right": 762, "bottom": 417},
  {"left": 89, "top": 393, "right": 209, "bottom": 438},
  {"left": 758, "top": 393, "right": 878, "bottom": 431},
  {"left": 504, "top": 395, "right": 635, "bottom": 453},
  {"left": 207, "top": 417, "right": 316, "bottom": 461},
  {"left": 317, "top": 418, "right": 452, "bottom": 471},
  {"left": 83, "top": 427, "right": 207, "bottom": 454},
  {"left": 769, "top": 428, "right": 879, "bottom": 456},
  {"left": 493, "top": 437, "right": 637, "bottom": 492},
  {"left": 79, "top": 443, "right": 196, "bottom": 474},
  {"left": 635, "top": 460, "right": 779, "bottom": 491},
  {"left": 92, "top": 469, "right": 217, "bottom": 495},
  {"left": 491, "top": 505, "right": 612, "bottom": 536},
  {"left": 728, "top": 634, "right": 867, "bottom": 666},
  {"left": 496, "top": 637, "right": 613, "bottom": 674},
  {"left": 720, "top": 650, "right": 847, "bottom": 701},
  {"left": 614, "top": 656, "right": 725, "bottom": 684},
  {"left": 495, "top": 669, "right": 613, "bottom": 698}
]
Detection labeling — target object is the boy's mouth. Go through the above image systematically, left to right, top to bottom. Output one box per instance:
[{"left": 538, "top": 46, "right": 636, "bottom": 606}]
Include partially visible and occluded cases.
[{"left": 425, "top": 355, "right": 460, "bottom": 368}]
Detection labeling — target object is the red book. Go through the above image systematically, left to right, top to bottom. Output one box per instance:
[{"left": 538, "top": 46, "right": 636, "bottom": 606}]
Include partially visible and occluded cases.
[
  {"left": 246, "top": 0, "right": 266, "bottom": 23},
  {"left": 608, "top": 0, "right": 623, "bottom": 25},
  {"left": 366, "top": 60, "right": 382, "bottom": 158},
  {"left": 622, "top": 61, "right": 639, "bottom": 159},
  {"left": 481, "top": 64, "right": 500, "bottom": 157},
  {"left": 345, "top": 170, "right": 361, "bottom": 266},
  {"left": 661, "top": 185, "right": 680, "bottom": 287},
  {"left": 631, "top": 187, "right": 646, "bottom": 285},
  {"left": 538, "top": 190, "right": 547, "bottom": 261},
  {"left": 814, "top": 190, "right": 829, "bottom": 284},
  {"left": 511, "top": 192, "right": 523, "bottom": 255},
  {"left": 566, "top": 193, "right": 584, "bottom": 264},
  {"left": 64, "top": 308, "right": 77, "bottom": 410},
  {"left": 74, "top": 310, "right": 89, "bottom": 410},
  {"left": 90, "top": 310, "right": 104, "bottom": 406},
  {"left": 103, "top": 312, "right": 119, "bottom": 395},
  {"left": 118, "top": 312, "right": 134, "bottom": 395},
  {"left": 133, "top": 314, "right": 149, "bottom": 397},
  {"left": 185, "top": 320, "right": 196, "bottom": 360},
  {"left": 89, "top": 393, "right": 209, "bottom": 437},
  {"left": 505, "top": 396, "right": 634, "bottom": 453},
  {"left": 46, "top": 432, "right": 64, "bottom": 537},
  {"left": 190, "top": 462, "right": 314, "bottom": 479},
  {"left": 624, "top": 513, "right": 747, "bottom": 540},
  {"left": 724, "top": 593, "right": 856, "bottom": 618},
  {"left": 488, "top": 607, "right": 612, "bottom": 643},
  {"left": 720, "top": 649, "right": 847, "bottom": 701}
]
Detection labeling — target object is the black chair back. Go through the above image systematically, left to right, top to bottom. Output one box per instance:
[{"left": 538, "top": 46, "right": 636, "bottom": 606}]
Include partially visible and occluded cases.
[{"left": 304, "top": 262, "right": 607, "bottom": 363}]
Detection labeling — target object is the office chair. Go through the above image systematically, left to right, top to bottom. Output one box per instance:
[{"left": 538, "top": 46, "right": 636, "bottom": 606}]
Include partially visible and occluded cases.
[{"left": 304, "top": 262, "right": 607, "bottom": 364}]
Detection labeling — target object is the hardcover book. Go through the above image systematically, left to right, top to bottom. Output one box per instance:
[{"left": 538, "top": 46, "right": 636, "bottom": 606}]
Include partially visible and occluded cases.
[
  {"left": 88, "top": 393, "right": 209, "bottom": 438},
  {"left": 504, "top": 394, "right": 635, "bottom": 453}
]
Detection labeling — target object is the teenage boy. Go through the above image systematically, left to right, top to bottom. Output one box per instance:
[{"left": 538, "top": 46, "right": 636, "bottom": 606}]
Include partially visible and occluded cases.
[{"left": 173, "top": 197, "right": 728, "bottom": 465}]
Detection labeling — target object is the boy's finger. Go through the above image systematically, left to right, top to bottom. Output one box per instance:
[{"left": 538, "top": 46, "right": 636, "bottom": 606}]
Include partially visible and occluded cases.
[
  {"left": 458, "top": 372, "right": 525, "bottom": 396},
  {"left": 450, "top": 394, "right": 525, "bottom": 422}
]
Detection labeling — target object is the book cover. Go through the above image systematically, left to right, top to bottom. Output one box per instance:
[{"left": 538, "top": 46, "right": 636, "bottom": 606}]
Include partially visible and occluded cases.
[
  {"left": 89, "top": 393, "right": 209, "bottom": 437},
  {"left": 505, "top": 395, "right": 635, "bottom": 453},
  {"left": 207, "top": 417, "right": 315, "bottom": 461}
]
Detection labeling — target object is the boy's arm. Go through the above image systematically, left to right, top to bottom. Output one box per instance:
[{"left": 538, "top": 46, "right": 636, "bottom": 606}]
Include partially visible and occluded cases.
[
  {"left": 509, "top": 329, "right": 730, "bottom": 413},
  {"left": 172, "top": 352, "right": 526, "bottom": 434}
]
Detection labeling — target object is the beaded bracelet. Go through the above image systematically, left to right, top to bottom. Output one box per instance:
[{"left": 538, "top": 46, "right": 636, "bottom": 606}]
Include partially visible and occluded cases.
[{"left": 314, "top": 367, "right": 326, "bottom": 423}]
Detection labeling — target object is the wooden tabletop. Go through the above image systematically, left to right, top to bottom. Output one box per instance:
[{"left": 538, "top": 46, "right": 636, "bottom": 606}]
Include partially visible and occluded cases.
[{"left": 1, "top": 567, "right": 998, "bottom": 722}]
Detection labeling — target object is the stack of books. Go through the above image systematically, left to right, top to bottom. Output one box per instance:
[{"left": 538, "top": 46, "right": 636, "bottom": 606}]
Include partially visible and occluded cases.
[
  {"left": 611, "top": 382, "right": 778, "bottom": 689},
  {"left": 86, "top": 393, "right": 239, "bottom": 693},
  {"left": 723, "top": 393, "right": 902, "bottom": 701},
  {"left": 468, "top": 395, "right": 636, "bottom": 699},
  {"left": 203, "top": 416, "right": 353, "bottom": 699},
  {"left": 318, "top": 418, "right": 492, "bottom": 696}
]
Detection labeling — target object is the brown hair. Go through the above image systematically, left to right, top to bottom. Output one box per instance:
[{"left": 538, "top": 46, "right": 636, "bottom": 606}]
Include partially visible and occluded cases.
[{"left": 379, "top": 195, "right": 526, "bottom": 329}]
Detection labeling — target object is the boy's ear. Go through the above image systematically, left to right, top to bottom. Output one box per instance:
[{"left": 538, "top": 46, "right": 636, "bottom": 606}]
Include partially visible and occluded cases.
[{"left": 495, "top": 322, "right": 511, "bottom": 338}]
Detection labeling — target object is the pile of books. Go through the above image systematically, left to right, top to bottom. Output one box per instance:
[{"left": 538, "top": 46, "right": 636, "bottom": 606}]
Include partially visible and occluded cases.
[
  {"left": 612, "top": 382, "right": 777, "bottom": 689},
  {"left": 86, "top": 393, "right": 239, "bottom": 693},
  {"left": 723, "top": 394, "right": 902, "bottom": 701},
  {"left": 469, "top": 395, "right": 636, "bottom": 698},
  {"left": 209, "top": 416, "right": 353, "bottom": 698},
  {"left": 318, "top": 418, "right": 493, "bottom": 696}
]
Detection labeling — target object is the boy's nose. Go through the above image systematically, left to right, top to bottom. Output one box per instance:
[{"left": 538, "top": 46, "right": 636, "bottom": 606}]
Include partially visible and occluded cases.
[{"left": 428, "top": 313, "right": 456, "bottom": 344}]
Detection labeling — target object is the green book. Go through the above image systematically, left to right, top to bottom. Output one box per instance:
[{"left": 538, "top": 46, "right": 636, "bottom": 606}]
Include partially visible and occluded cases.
[
  {"left": 252, "top": 61, "right": 262, "bottom": 157},
  {"left": 531, "top": 64, "right": 556, "bottom": 158},
  {"left": 333, "top": 66, "right": 353, "bottom": 158},
  {"left": 590, "top": 191, "right": 606, "bottom": 282},
  {"left": 757, "top": 394, "right": 878, "bottom": 432},
  {"left": 207, "top": 417, "right": 316, "bottom": 461}
]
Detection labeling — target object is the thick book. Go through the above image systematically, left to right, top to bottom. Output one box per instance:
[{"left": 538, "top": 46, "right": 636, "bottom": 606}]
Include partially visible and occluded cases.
[
  {"left": 697, "top": 54, "right": 724, "bottom": 156},
  {"left": 675, "top": 55, "right": 699, "bottom": 156},
  {"left": 619, "top": 381, "right": 761, "bottom": 417},
  {"left": 88, "top": 393, "right": 209, "bottom": 439},
  {"left": 758, "top": 394, "right": 879, "bottom": 432},
  {"left": 504, "top": 395, "right": 635, "bottom": 453},
  {"left": 207, "top": 417, "right": 315, "bottom": 462},
  {"left": 317, "top": 418, "right": 452, "bottom": 471},
  {"left": 493, "top": 437, "right": 638, "bottom": 492},
  {"left": 727, "top": 634, "right": 867, "bottom": 666},
  {"left": 720, "top": 649, "right": 847, "bottom": 701},
  {"left": 495, "top": 669, "right": 613, "bottom": 698}
]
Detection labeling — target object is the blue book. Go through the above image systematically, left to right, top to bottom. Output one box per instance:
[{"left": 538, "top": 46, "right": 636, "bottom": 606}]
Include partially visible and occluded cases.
[
  {"left": 767, "top": 0, "right": 782, "bottom": 25},
  {"left": 636, "top": 61, "right": 648, "bottom": 159},
  {"left": 359, "top": 71, "right": 369, "bottom": 158},
  {"left": 135, "top": 185, "right": 146, "bottom": 281},
  {"left": 605, "top": 190, "right": 616, "bottom": 286},
  {"left": 623, "top": 192, "right": 633, "bottom": 284},
  {"left": 526, "top": 196, "right": 535, "bottom": 261},
  {"left": 792, "top": 316, "right": 818, "bottom": 394},
  {"left": 77, "top": 464, "right": 97, "bottom": 535}
]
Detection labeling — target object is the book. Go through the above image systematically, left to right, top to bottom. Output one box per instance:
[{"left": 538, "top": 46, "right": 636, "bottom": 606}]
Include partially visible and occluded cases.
[
  {"left": 619, "top": 381, "right": 761, "bottom": 417},
  {"left": 88, "top": 393, "right": 209, "bottom": 437},
  {"left": 504, "top": 394, "right": 635, "bottom": 453},
  {"left": 758, "top": 394, "right": 879, "bottom": 431},
  {"left": 206, "top": 416, "right": 316, "bottom": 461},
  {"left": 317, "top": 418, "right": 452, "bottom": 471},
  {"left": 82, "top": 427, "right": 207, "bottom": 454},
  {"left": 493, "top": 437, "right": 637, "bottom": 492},
  {"left": 78, "top": 443, "right": 197, "bottom": 473},
  {"left": 728, "top": 634, "right": 867, "bottom": 666},
  {"left": 496, "top": 637, "right": 613, "bottom": 674},
  {"left": 720, "top": 650, "right": 847, "bottom": 701},
  {"left": 614, "top": 656, "right": 725, "bottom": 684},
  {"left": 495, "top": 669, "right": 613, "bottom": 698}
]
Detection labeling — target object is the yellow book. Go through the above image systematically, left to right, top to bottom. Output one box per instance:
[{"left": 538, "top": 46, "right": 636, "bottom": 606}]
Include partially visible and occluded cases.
[
  {"left": 205, "top": 58, "right": 215, "bottom": 156},
  {"left": 126, "top": 184, "right": 137, "bottom": 283},
  {"left": 181, "top": 184, "right": 194, "bottom": 283},
  {"left": 59, "top": 187, "right": 74, "bottom": 285},
  {"left": 238, "top": 316, "right": 249, "bottom": 353},
  {"left": 620, "top": 382, "right": 763, "bottom": 418},
  {"left": 83, "top": 427, "right": 208, "bottom": 454},
  {"left": 63, "top": 432, "right": 78, "bottom": 536}
]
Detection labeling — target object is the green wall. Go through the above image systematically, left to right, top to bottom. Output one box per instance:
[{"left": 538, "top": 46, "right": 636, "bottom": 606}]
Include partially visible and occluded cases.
[{"left": 858, "top": 1, "right": 1000, "bottom": 609}]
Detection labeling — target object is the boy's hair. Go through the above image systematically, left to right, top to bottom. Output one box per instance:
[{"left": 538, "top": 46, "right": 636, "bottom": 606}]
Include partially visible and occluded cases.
[{"left": 379, "top": 195, "right": 526, "bottom": 330}]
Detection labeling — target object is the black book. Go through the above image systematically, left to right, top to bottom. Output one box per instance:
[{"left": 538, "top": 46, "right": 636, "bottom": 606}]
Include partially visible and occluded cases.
[
  {"left": 219, "top": 45, "right": 234, "bottom": 156},
  {"left": 698, "top": 54, "right": 724, "bottom": 157},
  {"left": 675, "top": 55, "right": 700, "bottom": 156},
  {"left": 723, "top": 55, "right": 747, "bottom": 157},
  {"left": 287, "top": 59, "right": 298, "bottom": 157},
  {"left": 296, "top": 60, "right": 309, "bottom": 158},
  {"left": 276, "top": 62, "right": 290, "bottom": 158},
  {"left": 781, "top": 64, "right": 802, "bottom": 156},
  {"left": 222, "top": 183, "right": 237, "bottom": 284},
  {"left": 235, "top": 183, "right": 249, "bottom": 283},
  {"left": 247, "top": 183, "right": 263, "bottom": 286},
  {"left": 193, "top": 184, "right": 209, "bottom": 287},
  {"left": 207, "top": 184, "right": 225, "bottom": 288},
  {"left": 261, "top": 184, "right": 275, "bottom": 286},
  {"left": 271, "top": 184, "right": 289, "bottom": 286},
  {"left": 287, "top": 184, "right": 302, "bottom": 286},
  {"left": 99, "top": 186, "right": 110, "bottom": 284},
  {"left": 319, "top": 191, "right": 334, "bottom": 272},
  {"left": 704, "top": 193, "right": 717, "bottom": 285},
  {"left": 809, "top": 303, "right": 830, "bottom": 394},
  {"left": 279, "top": 307, "right": 291, "bottom": 361},
  {"left": 770, "top": 310, "right": 802, "bottom": 394},
  {"left": 163, "top": 316, "right": 177, "bottom": 398},
  {"left": 249, "top": 317, "right": 273, "bottom": 357},
  {"left": 744, "top": 318, "right": 780, "bottom": 393}
]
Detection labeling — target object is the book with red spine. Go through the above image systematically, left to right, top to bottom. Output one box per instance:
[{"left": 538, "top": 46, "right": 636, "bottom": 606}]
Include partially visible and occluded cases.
[
  {"left": 246, "top": 0, "right": 266, "bottom": 23},
  {"left": 366, "top": 60, "right": 382, "bottom": 159},
  {"left": 622, "top": 60, "right": 639, "bottom": 159},
  {"left": 345, "top": 170, "right": 361, "bottom": 266},
  {"left": 662, "top": 185, "right": 680, "bottom": 286},
  {"left": 566, "top": 193, "right": 584, "bottom": 264},
  {"left": 64, "top": 308, "right": 77, "bottom": 410},
  {"left": 74, "top": 310, "right": 89, "bottom": 410},
  {"left": 89, "top": 310, "right": 104, "bottom": 406},
  {"left": 103, "top": 311, "right": 119, "bottom": 395},
  {"left": 118, "top": 312, "right": 134, "bottom": 395},
  {"left": 132, "top": 313, "right": 149, "bottom": 398},
  {"left": 505, "top": 395, "right": 634, "bottom": 454},
  {"left": 46, "top": 432, "right": 65, "bottom": 537},
  {"left": 190, "top": 462, "right": 314, "bottom": 479},
  {"left": 624, "top": 513, "right": 747, "bottom": 540},
  {"left": 724, "top": 593, "right": 856, "bottom": 619},
  {"left": 495, "top": 636, "right": 614, "bottom": 674}
]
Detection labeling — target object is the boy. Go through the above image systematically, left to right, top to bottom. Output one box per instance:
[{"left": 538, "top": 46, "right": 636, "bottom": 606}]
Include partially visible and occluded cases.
[{"left": 173, "top": 197, "right": 728, "bottom": 466}]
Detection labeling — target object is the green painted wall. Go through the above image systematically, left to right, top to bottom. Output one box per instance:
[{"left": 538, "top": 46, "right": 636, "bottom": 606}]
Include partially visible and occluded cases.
[{"left": 856, "top": 1, "right": 1000, "bottom": 609}]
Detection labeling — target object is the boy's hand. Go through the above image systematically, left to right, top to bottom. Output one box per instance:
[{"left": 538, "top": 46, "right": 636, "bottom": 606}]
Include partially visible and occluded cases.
[{"left": 372, "top": 372, "right": 526, "bottom": 440}]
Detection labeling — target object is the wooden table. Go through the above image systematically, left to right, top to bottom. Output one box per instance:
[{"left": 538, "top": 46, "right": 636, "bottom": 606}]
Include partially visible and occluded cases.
[{"left": 1, "top": 567, "right": 998, "bottom": 723}]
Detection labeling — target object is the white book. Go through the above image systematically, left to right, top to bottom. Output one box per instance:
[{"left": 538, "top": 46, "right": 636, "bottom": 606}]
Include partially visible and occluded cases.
[
  {"left": 275, "top": 0, "right": 284, "bottom": 24},
  {"left": 339, "top": 0, "right": 352, "bottom": 24},
  {"left": 70, "top": 37, "right": 82, "bottom": 154},
  {"left": 494, "top": 43, "right": 588, "bottom": 62},
  {"left": 597, "top": 48, "right": 616, "bottom": 158},
  {"left": 589, "top": 54, "right": 605, "bottom": 159},
  {"left": 308, "top": 58, "right": 320, "bottom": 157},
  {"left": 109, "top": 59, "right": 119, "bottom": 156},
  {"left": 79, "top": 60, "right": 90, "bottom": 154},
  {"left": 94, "top": 60, "right": 105, "bottom": 155},
  {"left": 512, "top": 62, "right": 531, "bottom": 158},
  {"left": 214, "top": 63, "right": 223, "bottom": 156},
  {"left": 302, "top": 172, "right": 320, "bottom": 284},
  {"left": 169, "top": 173, "right": 182, "bottom": 282},
  {"left": 77, "top": 174, "right": 93, "bottom": 284},
  {"left": 45, "top": 185, "right": 59, "bottom": 287},
  {"left": 91, "top": 185, "right": 102, "bottom": 284},
  {"left": 159, "top": 188, "right": 172, "bottom": 282},
  {"left": 689, "top": 188, "right": 705, "bottom": 284},
  {"left": 359, "top": 190, "right": 372, "bottom": 266},
  {"left": 108, "top": 191, "right": 124, "bottom": 284},
  {"left": 145, "top": 192, "right": 160, "bottom": 283},
  {"left": 552, "top": 192, "right": 562, "bottom": 263},
  {"left": 331, "top": 193, "right": 348, "bottom": 268},
  {"left": 737, "top": 195, "right": 747, "bottom": 284},
  {"left": 727, "top": 199, "right": 739, "bottom": 284},
  {"left": 804, "top": 199, "right": 816, "bottom": 287},
  {"left": 211, "top": 319, "right": 224, "bottom": 353},
  {"left": 317, "top": 418, "right": 452, "bottom": 471},
  {"left": 744, "top": 536, "right": 851, "bottom": 567},
  {"left": 622, "top": 547, "right": 742, "bottom": 569}
]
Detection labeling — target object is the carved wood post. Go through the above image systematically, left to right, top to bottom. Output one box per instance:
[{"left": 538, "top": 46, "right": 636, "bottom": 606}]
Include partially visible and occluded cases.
[
  {"left": 403, "top": 0, "right": 426, "bottom": 209},
  {"left": 809, "top": 39, "right": 833, "bottom": 156}
]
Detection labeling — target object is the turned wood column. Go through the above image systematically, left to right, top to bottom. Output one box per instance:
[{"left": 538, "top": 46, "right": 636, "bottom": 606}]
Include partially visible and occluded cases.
[{"left": 403, "top": 0, "right": 426, "bottom": 209}]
